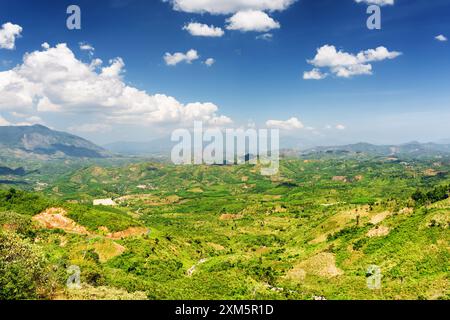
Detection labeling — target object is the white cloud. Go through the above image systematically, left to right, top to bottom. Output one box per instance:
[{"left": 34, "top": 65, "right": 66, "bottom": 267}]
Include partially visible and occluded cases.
[
  {"left": 165, "top": 0, "right": 296, "bottom": 14},
  {"left": 354, "top": 0, "right": 394, "bottom": 6},
  {"left": 226, "top": 10, "right": 280, "bottom": 32},
  {"left": 0, "top": 22, "right": 23, "bottom": 50},
  {"left": 183, "top": 22, "right": 224, "bottom": 37},
  {"left": 256, "top": 33, "right": 273, "bottom": 41},
  {"left": 435, "top": 34, "right": 448, "bottom": 42},
  {"left": 41, "top": 42, "right": 50, "bottom": 50},
  {"left": 79, "top": 42, "right": 95, "bottom": 55},
  {"left": 0, "top": 43, "right": 232, "bottom": 128},
  {"left": 306, "top": 45, "right": 401, "bottom": 78},
  {"left": 356, "top": 46, "right": 402, "bottom": 62},
  {"left": 164, "top": 49, "right": 199, "bottom": 66},
  {"left": 101, "top": 57, "right": 125, "bottom": 77},
  {"left": 90, "top": 58, "right": 103, "bottom": 69},
  {"left": 204, "top": 58, "right": 215, "bottom": 66},
  {"left": 303, "top": 68, "right": 327, "bottom": 80},
  {"left": 36, "top": 96, "right": 62, "bottom": 112},
  {"left": 11, "top": 112, "right": 43, "bottom": 123},
  {"left": 0, "top": 113, "right": 43, "bottom": 126},
  {"left": 0, "top": 115, "right": 11, "bottom": 126},
  {"left": 266, "top": 117, "right": 304, "bottom": 130},
  {"left": 336, "top": 124, "right": 346, "bottom": 130}
]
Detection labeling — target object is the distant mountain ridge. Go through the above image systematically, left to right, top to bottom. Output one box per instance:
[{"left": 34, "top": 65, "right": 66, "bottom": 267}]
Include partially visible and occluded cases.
[
  {"left": 0, "top": 125, "right": 110, "bottom": 159},
  {"left": 3, "top": 125, "right": 448, "bottom": 160},
  {"left": 103, "top": 136, "right": 450, "bottom": 159},
  {"left": 302, "top": 141, "right": 450, "bottom": 157}
]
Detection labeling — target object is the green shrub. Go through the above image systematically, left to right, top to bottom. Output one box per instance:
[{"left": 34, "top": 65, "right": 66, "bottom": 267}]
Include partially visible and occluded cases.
[
  {"left": 0, "top": 188, "right": 52, "bottom": 216},
  {"left": 0, "top": 211, "right": 32, "bottom": 235},
  {"left": 0, "top": 231, "right": 54, "bottom": 300}
]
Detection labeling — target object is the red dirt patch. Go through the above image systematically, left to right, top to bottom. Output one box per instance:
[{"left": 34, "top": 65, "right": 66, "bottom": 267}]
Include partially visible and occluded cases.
[{"left": 33, "top": 208, "right": 90, "bottom": 235}]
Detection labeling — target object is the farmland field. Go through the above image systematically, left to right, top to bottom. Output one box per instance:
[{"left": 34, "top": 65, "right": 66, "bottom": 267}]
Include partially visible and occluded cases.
[{"left": 1, "top": 155, "right": 448, "bottom": 300}]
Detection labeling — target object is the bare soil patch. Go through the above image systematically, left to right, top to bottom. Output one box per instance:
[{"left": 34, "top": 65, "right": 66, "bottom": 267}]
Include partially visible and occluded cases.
[
  {"left": 33, "top": 208, "right": 90, "bottom": 235},
  {"left": 367, "top": 226, "right": 390, "bottom": 238}
]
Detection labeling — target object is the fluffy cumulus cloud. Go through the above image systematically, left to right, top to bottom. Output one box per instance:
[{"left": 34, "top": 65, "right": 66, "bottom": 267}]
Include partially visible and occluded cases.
[
  {"left": 164, "top": 0, "right": 296, "bottom": 15},
  {"left": 354, "top": 0, "right": 394, "bottom": 6},
  {"left": 226, "top": 10, "right": 280, "bottom": 32},
  {"left": 0, "top": 22, "right": 23, "bottom": 50},
  {"left": 183, "top": 22, "right": 224, "bottom": 37},
  {"left": 435, "top": 34, "right": 448, "bottom": 42},
  {"left": 0, "top": 43, "right": 232, "bottom": 128},
  {"left": 305, "top": 45, "right": 401, "bottom": 79},
  {"left": 164, "top": 49, "right": 199, "bottom": 66},
  {"left": 303, "top": 68, "right": 327, "bottom": 80},
  {"left": 266, "top": 117, "right": 304, "bottom": 130}
]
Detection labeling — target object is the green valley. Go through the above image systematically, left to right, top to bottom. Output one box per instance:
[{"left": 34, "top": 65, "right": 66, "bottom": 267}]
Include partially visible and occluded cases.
[{"left": 1, "top": 154, "right": 448, "bottom": 300}]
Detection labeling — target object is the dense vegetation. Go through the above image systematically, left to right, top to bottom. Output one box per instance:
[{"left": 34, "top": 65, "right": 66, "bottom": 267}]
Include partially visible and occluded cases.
[
  {"left": 0, "top": 155, "right": 449, "bottom": 300},
  {"left": 412, "top": 185, "right": 450, "bottom": 205}
]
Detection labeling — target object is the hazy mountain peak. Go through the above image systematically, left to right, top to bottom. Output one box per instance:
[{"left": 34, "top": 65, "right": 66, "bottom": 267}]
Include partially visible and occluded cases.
[{"left": 0, "top": 125, "right": 109, "bottom": 159}]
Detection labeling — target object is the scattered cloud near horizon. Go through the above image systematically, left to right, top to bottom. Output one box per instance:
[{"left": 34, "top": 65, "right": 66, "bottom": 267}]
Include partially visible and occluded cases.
[
  {"left": 0, "top": 22, "right": 22, "bottom": 50},
  {"left": 304, "top": 45, "right": 401, "bottom": 79},
  {"left": 266, "top": 117, "right": 304, "bottom": 130}
]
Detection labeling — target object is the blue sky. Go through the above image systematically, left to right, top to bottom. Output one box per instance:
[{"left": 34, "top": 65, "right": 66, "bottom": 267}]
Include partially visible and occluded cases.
[{"left": 0, "top": 0, "right": 449, "bottom": 146}]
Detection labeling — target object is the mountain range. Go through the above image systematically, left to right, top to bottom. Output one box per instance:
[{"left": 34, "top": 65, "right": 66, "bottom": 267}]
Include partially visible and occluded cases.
[
  {"left": 0, "top": 125, "right": 110, "bottom": 160},
  {"left": 1, "top": 125, "right": 450, "bottom": 160},
  {"left": 302, "top": 142, "right": 450, "bottom": 157}
]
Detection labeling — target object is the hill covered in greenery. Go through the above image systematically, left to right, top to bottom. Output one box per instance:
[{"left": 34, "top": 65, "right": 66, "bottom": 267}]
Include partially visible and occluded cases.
[{"left": 0, "top": 155, "right": 448, "bottom": 300}]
